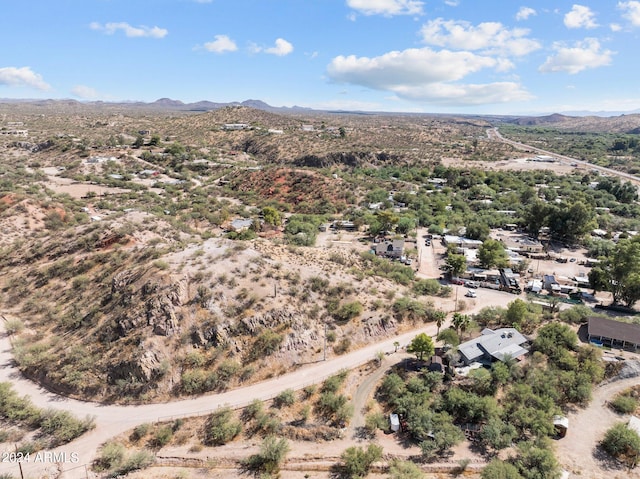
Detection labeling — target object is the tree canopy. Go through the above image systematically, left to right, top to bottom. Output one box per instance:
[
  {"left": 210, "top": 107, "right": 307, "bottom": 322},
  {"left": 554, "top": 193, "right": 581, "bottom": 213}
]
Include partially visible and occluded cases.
[{"left": 407, "top": 333, "right": 435, "bottom": 361}]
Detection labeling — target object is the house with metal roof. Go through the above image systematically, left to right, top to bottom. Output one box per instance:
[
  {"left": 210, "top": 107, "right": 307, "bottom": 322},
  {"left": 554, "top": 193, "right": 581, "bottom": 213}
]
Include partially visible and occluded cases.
[
  {"left": 588, "top": 316, "right": 640, "bottom": 350},
  {"left": 458, "top": 328, "right": 529, "bottom": 366}
]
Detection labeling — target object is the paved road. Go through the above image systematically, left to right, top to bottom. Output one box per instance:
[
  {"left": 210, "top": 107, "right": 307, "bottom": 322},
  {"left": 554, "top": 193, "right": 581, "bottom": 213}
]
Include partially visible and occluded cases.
[
  {"left": 490, "top": 127, "right": 640, "bottom": 187},
  {"left": 0, "top": 283, "right": 522, "bottom": 478},
  {"left": 0, "top": 318, "right": 448, "bottom": 478}
]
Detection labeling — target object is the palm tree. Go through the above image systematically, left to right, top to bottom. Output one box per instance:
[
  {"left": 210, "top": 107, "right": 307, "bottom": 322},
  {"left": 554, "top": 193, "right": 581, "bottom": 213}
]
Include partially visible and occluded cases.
[{"left": 452, "top": 313, "right": 470, "bottom": 337}]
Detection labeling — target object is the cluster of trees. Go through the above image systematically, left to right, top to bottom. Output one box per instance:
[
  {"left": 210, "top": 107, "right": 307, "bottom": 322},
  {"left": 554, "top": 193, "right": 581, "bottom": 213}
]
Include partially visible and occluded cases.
[
  {"left": 589, "top": 235, "right": 640, "bottom": 307},
  {"left": 374, "top": 320, "right": 603, "bottom": 478}
]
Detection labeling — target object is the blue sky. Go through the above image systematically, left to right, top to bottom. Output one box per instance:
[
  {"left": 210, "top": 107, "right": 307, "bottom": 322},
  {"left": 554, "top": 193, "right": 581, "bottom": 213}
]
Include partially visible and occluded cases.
[{"left": 2, "top": 0, "right": 640, "bottom": 114}]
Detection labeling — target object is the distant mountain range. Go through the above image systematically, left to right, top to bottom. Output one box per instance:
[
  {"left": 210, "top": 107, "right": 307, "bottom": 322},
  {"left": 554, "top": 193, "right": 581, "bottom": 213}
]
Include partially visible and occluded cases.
[
  {"left": 0, "top": 97, "right": 314, "bottom": 114},
  {"left": 2, "top": 97, "right": 640, "bottom": 124}
]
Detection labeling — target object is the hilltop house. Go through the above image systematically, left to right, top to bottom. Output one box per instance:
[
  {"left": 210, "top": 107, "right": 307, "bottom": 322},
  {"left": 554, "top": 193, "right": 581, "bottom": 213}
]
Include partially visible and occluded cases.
[{"left": 458, "top": 328, "right": 529, "bottom": 366}]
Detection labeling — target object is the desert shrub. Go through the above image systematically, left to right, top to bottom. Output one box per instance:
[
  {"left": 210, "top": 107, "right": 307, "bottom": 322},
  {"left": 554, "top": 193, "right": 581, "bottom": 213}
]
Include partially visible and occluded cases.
[
  {"left": 152, "top": 260, "right": 169, "bottom": 270},
  {"left": 308, "top": 276, "right": 329, "bottom": 292},
  {"left": 413, "top": 279, "right": 442, "bottom": 296},
  {"left": 333, "top": 301, "right": 363, "bottom": 322},
  {"left": 557, "top": 305, "right": 592, "bottom": 324},
  {"left": 4, "top": 319, "right": 24, "bottom": 335},
  {"left": 246, "top": 330, "right": 283, "bottom": 362},
  {"left": 333, "top": 338, "right": 351, "bottom": 355},
  {"left": 180, "top": 369, "right": 207, "bottom": 394},
  {"left": 321, "top": 371, "right": 348, "bottom": 394},
  {"left": 0, "top": 383, "right": 41, "bottom": 428},
  {"left": 273, "top": 389, "right": 296, "bottom": 408},
  {"left": 610, "top": 394, "right": 638, "bottom": 414},
  {"left": 242, "top": 399, "right": 264, "bottom": 421},
  {"left": 204, "top": 407, "right": 242, "bottom": 446},
  {"left": 39, "top": 410, "right": 95, "bottom": 446},
  {"left": 364, "top": 411, "right": 388, "bottom": 435},
  {"left": 600, "top": 422, "right": 640, "bottom": 465},
  {"left": 130, "top": 423, "right": 151, "bottom": 442},
  {"left": 150, "top": 425, "right": 173, "bottom": 448},
  {"left": 241, "top": 435, "right": 290, "bottom": 476},
  {"left": 95, "top": 441, "right": 125, "bottom": 471},
  {"left": 339, "top": 443, "right": 383, "bottom": 478},
  {"left": 115, "top": 449, "right": 155, "bottom": 476},
  {"left": 388, "top": 459, "right": 424, "bottom": 479},
  {"left": 481, "top": 460, "right": 523, "bottom": 479}
]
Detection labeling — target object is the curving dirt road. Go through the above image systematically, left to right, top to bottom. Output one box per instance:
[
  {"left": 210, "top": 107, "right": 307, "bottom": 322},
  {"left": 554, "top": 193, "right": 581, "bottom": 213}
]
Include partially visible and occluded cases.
[
  {"left": 0, "top": 288, "right": 527, "bottom": 478},
  {"left": 0, "top": 318, "right": 449, "bottom": 478},
  {"left": 556, "top": 370, "right": 640, "bottom": 479}
]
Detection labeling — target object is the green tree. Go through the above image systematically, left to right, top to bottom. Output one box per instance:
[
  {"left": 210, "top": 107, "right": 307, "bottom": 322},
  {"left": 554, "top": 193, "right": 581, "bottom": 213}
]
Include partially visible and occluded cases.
[
  {"left": 523, "top": 201, "right": 550, "bottom": 238},
  {"left": 262, "top": 206, "right": 281, "bottom": 226},
  {"left": 376, "top": 209, "right": 399, "bottom": 234},
  {"left": 397, "top": 216, "right": 416, "bottom": 235},
  {"left": 466, "top": 222, "right": 490, "bottom": 241},
  {"left": 596, "top": 236, "right": 640, "bottom": 306},
  {"left": 477, "top": 239, "right": 509, "bottom": 269},
  {"left": 445, "top": 253, "right": 467, "bottom": 278},
  {"left": 451, "top": 313, "right": 471, "bottom": 335},
  {"left": 437, "top": 328, "right": 459, "bottom": 347},
  {"left": 407, "top": 333, "right": 435, "bottom": 361},
  {"left": 204, "top": 407, "right": 242, "bottom": 446},
  {"left": 479, "top": 416, "right": 518, "bottom": 451},
  {"left": 600, "top": 422, "right": 640, "bottom": 466},
  {"left": 242, "top": 435, "right": 290, "bottom": 476},
  {"left": 512, "top": 439, "right": 561, "bottom": 479},
  {"left": 340, "top": 443, "right": 383, "bottom": 478},
  {"left": 388, "top": 459, "right": 424, "bottom": 479},
  {"left": 481, "top": 460, "right": 524, "bottom": 479}
]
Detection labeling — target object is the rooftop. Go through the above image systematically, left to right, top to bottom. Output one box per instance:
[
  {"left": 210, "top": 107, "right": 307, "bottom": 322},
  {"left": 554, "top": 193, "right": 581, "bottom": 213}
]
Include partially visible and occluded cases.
[
  {"left": 588, "top": 316, "right": 640, "bottom": 346},
  {"left": 458, "top": 328, "right": 528, "bottom": 364}
]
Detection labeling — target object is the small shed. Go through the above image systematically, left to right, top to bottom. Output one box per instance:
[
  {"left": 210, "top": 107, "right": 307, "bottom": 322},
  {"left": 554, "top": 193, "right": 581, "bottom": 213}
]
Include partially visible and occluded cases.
[
  {"left": 427, "top": 355, "right": 444, "bottom": 374},
  {"left": 389, "top": 414, "right": 400, "bottom": 432},
  {"left": 553, "top": 415, "right": 569, "bottom": 438},
  {"left": 628, "top": 415, "right": 640, "bottom": 435}
]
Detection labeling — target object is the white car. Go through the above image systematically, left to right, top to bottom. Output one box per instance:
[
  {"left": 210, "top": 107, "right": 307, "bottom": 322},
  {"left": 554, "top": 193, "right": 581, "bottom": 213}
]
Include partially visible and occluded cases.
[{"left": 465, "top": 290, "right": 477, "bottom": 298}]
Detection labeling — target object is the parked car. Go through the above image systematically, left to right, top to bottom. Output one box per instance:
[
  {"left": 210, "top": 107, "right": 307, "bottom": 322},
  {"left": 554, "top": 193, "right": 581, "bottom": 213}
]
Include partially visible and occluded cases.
[
  {"left": 405, "top": 258, "right": 413, "bottom": 265},
  {"left": 464, "top": 280, "right": 479, "bottom": 288},
  {"left": 465, "top": 290, "right": 477, "bottom": 298}
]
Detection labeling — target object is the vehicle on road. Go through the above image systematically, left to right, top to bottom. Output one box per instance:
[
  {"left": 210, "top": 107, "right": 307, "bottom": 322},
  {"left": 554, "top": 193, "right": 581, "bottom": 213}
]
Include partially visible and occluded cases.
[{"left": 465, "top": 290, "right": 477, "bottom": 298}]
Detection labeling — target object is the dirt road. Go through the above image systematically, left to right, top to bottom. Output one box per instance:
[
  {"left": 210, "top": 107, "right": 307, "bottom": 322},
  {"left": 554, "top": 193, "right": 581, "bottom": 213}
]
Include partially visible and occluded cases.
[
  {"left": 0, "top": 286, "right": 543, "bottom": 478},
  {"left": 556, "top": 367, "right": 640, "bottom": 479}
]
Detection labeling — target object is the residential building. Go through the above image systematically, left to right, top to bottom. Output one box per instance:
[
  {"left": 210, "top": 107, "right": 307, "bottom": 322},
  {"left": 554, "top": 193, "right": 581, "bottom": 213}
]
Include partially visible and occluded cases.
[{"left": 458, "top": 328, "right": 529, "bottom": 366}]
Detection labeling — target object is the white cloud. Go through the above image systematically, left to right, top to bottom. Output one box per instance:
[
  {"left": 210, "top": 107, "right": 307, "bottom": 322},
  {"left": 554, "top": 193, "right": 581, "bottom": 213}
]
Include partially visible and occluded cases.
[
  {"left": 346, "top": 0, "right": 424, "bottom": 16},
  {"left": 444, "top": 0, "right": 460, "bottom": 6},
  {"left": 618, "top": 1, "right": 640, "bottom": 26},
  {"left": 564, "top": 5, "right": 598, "bottom": 29},
  {"left": 516, "top": 7, "right": 537, "bottom": 21},
  {"left": 420, "top": 18, "right": 541, "bottom": 57},
  {"left": 90, "top": 22, "right": 168, "bottom": 38},
  {"left": 610, "top": 23, "right": 623, "bottom": 31},
  {"left": 204, "top": 35, "right": 237, "bottom": 53},
  {"left": 264, "top": 38, "right": 294, "bottom": 56},
  {"left": 539, "top": 38, "right": 613, "bottom": 74},
  {"left": 326, "top": 47, "right": 531, "bottom": 105},
  {"left": 0, "top": 66, "right": 50, "bottom": 90},
  {"left": 393, "top": 82, "right": 533, "bottom": 105},
  {"left": 71, "top": 85, "right": 100, "bottom": 99}
]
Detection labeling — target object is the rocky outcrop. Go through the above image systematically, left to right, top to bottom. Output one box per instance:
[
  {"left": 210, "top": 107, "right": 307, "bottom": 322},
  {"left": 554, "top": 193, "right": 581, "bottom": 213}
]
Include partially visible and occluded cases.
[
  {"left": 294, "top": 151, "right": 401, "bottom": 168},
  {"left": 113, "top": 271, "right": 189, "bottom": 337},
  {"left": 108, "top": 341, "right": 168, "bottom": 384}
]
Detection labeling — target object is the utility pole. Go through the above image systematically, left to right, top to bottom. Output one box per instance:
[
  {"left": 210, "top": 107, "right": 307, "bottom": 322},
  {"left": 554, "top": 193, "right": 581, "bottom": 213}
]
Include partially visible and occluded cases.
[
  {"left": 454, "top": 286, "right": 459, "bottom": 313},
  {"left": 323, "top": 322, "right": 327, "bottom": 361},
  {"left": 15, "top": 444, "right": 24, "bottom": 479}
]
